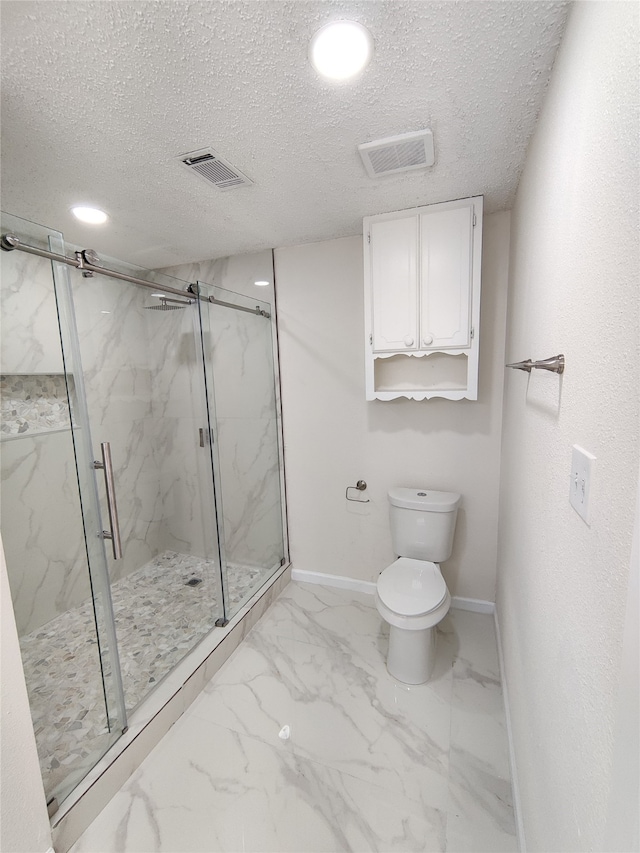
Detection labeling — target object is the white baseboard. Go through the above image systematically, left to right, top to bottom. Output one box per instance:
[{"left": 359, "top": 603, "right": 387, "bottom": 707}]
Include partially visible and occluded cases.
[
  {"left": 291, "top": 568, "right": 376, "bottom": 595},
  {"left": 291, "top": 570, "right": 496, "bottom": 617},
  {"left": 450, "top": 595, "right": 495, "bottom": 614},
  {"left": 494, "top": 606, "right": 526, "bottom": 853}
]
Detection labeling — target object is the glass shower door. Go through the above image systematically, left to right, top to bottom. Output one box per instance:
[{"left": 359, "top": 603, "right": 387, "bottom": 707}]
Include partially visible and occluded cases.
[
  {"left": 0, "top": 212, "right": 126, "bottom": 809},
  {"left": 53, "top": 253, "right": 225, "bottom": 715},
  {"left": 198, "top": 281, "right": 285, "bottom": 618}
]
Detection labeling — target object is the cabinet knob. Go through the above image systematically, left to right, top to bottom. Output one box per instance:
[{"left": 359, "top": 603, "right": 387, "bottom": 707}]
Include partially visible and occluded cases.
[
  {"left": 422, "top": 334, "right": 434, "bottom": 346},
  {"left": 403, "top": 336, "right": 414, "bottom": 347}
]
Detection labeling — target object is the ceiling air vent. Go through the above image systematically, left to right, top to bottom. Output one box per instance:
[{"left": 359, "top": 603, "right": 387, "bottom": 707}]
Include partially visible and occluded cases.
[
  {"left": 358, "top": 129, "right": 435, "bottom": 178},
  {"left": 177, "top": 148, "right": 253, "bottom": 190}
]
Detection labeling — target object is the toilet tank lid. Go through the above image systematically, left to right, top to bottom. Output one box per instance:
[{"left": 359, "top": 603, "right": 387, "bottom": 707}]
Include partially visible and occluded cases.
[{"left": 388, "top": 488, "right": 461, "bottom": 512}]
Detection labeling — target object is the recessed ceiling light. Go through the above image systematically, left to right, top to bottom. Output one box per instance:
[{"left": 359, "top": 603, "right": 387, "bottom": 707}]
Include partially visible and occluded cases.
[
  {"left": 309, "top": 20, "right": 373, "bottom": 81},
  {"left": 71, "top": 205, "right": 108, "bottom": 225},
  {"left": 254, "top": 280, "right": 270, "bottom": 287}
]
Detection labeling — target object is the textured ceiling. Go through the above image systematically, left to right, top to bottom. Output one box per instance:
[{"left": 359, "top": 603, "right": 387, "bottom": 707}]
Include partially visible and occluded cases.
[{"left": 1, "top": 1, "right": 568, "bottom": 267}]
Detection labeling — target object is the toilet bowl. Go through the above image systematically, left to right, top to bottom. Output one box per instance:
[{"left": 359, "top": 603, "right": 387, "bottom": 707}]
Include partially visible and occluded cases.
[
  {"left": 375, "top": 488, "right": 460, "bottom": 684},
  {"left": 375, "top": 558, "right": 451, "bottom": 684}
]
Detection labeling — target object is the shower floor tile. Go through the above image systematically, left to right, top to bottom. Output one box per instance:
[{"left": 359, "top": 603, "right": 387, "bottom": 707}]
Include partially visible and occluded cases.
[
  {"left": 19, "top": 552, "right": 271, "bottom": 804},
  {"left": 69, "top": 582, "right": 518, "bottom": 852}
]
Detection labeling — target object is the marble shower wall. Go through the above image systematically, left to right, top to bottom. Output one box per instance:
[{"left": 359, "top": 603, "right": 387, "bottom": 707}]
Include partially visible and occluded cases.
[
  {"left": 1, "top": 240, "right": 65, "bottom": 375},
  {"left": 159, "top": 252, "right": 284, "bottom": 573},
  {"left": 69, "top": 268, "right": 220, "bottom": 588},
  {"left": 143, "top": 293, "right": 219, "bottom": 567},
  {"left": 205, "top": 300, "right": 283, "bottom": 571}
]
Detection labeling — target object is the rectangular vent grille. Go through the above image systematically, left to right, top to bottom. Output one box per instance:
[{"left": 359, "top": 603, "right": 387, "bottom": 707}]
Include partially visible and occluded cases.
[
  {"left": 358, "top": 130, "right": 435, "bottom": 178},
  {"left": 178, "top": 148, "right": 253, "bottom": 191}
]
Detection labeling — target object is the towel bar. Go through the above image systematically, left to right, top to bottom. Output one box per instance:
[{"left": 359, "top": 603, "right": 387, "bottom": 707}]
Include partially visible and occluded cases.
[{"left": 506, "top": 354, "right": 565, "bottom": 374}]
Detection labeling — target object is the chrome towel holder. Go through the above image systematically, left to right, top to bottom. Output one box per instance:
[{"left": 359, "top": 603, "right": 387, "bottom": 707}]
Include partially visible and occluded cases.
[{"left": 506, "top": 354, "right": 565, "bottom": 374}]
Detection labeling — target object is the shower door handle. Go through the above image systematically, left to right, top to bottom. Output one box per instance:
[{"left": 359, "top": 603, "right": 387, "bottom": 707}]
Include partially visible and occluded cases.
[{"left": 94, "top": 442, "right": 123, "bottom": 560}]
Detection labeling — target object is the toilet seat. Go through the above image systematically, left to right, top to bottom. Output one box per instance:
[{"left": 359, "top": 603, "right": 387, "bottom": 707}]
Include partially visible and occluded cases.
[{"left": 377, "top": 558, "right": 448, "bottom": 616}]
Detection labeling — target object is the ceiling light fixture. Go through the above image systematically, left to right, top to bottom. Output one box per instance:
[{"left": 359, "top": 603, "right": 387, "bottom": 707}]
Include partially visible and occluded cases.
[
  {"left": 309, "top": 20, "right": 373, "bottom": 81},
  {"left": 71, "top": 205, "right": 108, "bottom": 225},
  {"left": 254, "top": 280, "right": 270, "bottom": 287}
]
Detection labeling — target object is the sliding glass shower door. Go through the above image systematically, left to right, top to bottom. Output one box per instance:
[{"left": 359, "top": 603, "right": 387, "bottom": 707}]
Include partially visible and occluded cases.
[
  {"left": 0, "top": 213, "right": 127, "bottom": 809},
  {"left": 1, "top": 214, "right": 287, "bottom": 813},
  {"left": 53, "top": 254, "right": 225, "bottom": 715},
  {"left": 198, "top": 281, "right": 285, "bottom": 618}
]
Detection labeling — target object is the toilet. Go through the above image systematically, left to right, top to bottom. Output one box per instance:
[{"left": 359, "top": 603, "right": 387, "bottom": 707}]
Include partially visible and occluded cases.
[{"left": 375, "top": 488, "right": 461, "bottom": 684}]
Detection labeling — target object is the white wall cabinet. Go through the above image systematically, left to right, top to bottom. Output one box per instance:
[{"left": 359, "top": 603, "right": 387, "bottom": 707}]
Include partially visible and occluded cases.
[{"left": 364, "top": 196, "right": 483, "bottom": 400}]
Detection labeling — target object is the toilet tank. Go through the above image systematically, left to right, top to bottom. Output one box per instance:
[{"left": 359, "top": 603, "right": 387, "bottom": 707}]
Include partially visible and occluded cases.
[{"left": 388, "top": 488, "right": 461, "bottom": 562}]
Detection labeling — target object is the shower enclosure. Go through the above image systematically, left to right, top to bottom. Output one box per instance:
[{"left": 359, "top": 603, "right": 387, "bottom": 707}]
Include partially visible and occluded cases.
[{"left": 0, "top": 212, "right": 287, "bottom": 812}]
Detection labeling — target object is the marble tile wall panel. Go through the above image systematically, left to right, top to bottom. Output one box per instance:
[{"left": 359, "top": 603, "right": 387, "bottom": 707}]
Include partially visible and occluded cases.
[
  {"left": 1, "top": 246, "right": 90, "bottom": 634},
  {"left": 1, "top": 247, "right": 65, "bottom": 374},
  {"left": 158, "top": 249, "right": 275, "bottom": 305},
  {"left": 160, "top": 250, "right": 285, "bottom": 591},
  {"left": 70, "top": 266, "right": 225, "bottom": 596},
  {"left": 66, "top": 277, "right": 157, "bottom": 585},
  {"left": 205, "top": 292, "right": 283, "bottom": 573},
  {"left": 146, "top": 294, "right": 217, "bottom": 564},
  {"left": 207, "top": 307, "right": 276, "bottom": 421},
  {"left": 216, "top": 416, "right": 283, "bottom": 569},
  {"left": 0, "top": 431, "right": 91, "bottom": 635}
]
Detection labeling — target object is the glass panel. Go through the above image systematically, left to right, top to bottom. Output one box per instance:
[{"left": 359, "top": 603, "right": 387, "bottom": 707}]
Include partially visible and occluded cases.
[
  {"left": 0, "top": 212, "right": 126, "bottom": 806},
  {"left": 61, "top": 251, "right": 224, "bottom": 713},
  {"left": 198, "top": 279, "right": 285, "bottom": 618}
]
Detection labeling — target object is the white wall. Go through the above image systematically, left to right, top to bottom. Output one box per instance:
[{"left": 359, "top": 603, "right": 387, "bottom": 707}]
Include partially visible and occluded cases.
[
  {"left": 496, "top": 2, "right": 639, "bottom": 851},
  {"left": 275, "top": 211, "right": 509, "bottom": 601},
  {"left": 0, "top": 536, "right": 52, "bottom": 853}
]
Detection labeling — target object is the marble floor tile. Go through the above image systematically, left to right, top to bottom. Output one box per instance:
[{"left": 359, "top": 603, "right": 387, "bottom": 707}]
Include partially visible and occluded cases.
[
  {"left": 69, "top": 583, "right": 518, "bottom": 853},
  {"left": 255, "top": 583, "right": 456, "bottom": 697},
  {"left": 445, "top": 609, "right": 501, "bottom": 680},
  {"left": 446, "top": 612, "right": 516, "bottom": 851},
  {"left": 187, "top": 625, "right": 452, "bottom": 811},
  {"left": 70, "top": 715, "right": 447, "bottom": 853},
  {"left": 445, "top": 745, "right": 516, "bottom": 853}
]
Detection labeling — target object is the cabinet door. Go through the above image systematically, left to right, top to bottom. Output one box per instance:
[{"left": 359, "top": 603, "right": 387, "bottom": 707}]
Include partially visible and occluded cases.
[
  {"left": 419, "top": 204, "right": 473, "bottom": 349},
  {"left": 370, "top": 216, "right": 418, "bottom": 352}
]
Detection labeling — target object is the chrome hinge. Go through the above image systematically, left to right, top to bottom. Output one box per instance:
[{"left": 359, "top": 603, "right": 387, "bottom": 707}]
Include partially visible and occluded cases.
[
  {"left": 472, "top": 213, "right": 477, "bottom": 227},
  {"left": 367, "top": 232, "right": 371, "bottom": 244},
  {"left": 470, "top": 327, "right": 475, "bottom": 339},
  {"left": 369, "top": 333, "right": 373, "bottom": 345}
]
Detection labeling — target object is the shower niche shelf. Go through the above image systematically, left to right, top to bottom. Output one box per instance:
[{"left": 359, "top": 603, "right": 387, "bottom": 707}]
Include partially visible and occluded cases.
[
  {"left": 363, "top": 196, "right": 483, "bottom": 402},
  {"left": 0, "top": 372, "right": 72, "bottom": 439}
]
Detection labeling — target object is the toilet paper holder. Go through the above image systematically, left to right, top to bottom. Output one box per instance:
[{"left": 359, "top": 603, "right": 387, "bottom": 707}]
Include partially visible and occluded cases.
[{"left": 346, "top": 480, "right": 369, "bottom": 503}]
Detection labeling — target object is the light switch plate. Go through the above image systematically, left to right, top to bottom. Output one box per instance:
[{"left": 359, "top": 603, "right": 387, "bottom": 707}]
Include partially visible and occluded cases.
[{"left": 570, "top": 445, "right": 596, "bottom": 524}]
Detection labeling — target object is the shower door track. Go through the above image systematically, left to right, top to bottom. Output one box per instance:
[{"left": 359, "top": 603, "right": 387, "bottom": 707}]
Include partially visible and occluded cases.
[{"left": 1, "top": 232, "right": 271, "bottom": 318}]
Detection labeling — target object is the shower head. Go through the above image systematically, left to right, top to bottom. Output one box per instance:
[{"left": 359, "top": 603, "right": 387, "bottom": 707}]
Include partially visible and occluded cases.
[{"left": 144, "top": 295, "right": 192, "bottom": 311}]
